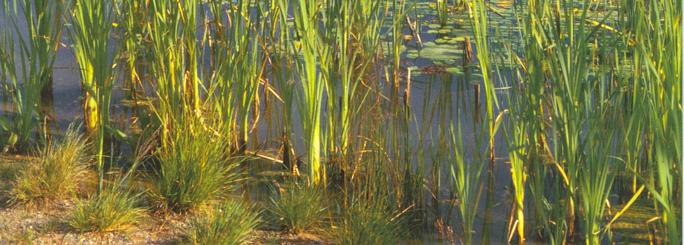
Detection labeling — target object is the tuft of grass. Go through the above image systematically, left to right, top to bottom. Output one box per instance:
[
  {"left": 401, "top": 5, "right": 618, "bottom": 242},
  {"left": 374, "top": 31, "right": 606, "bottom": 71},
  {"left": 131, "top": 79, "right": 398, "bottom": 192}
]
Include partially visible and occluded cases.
[
  {"left": 149, "top": 119, "right": 242, "bottom": 212},
  {"left": 12, "top": 127, "right": 89, "bottom": 203},
  {"left": 266, "top": 182, "right": 327, "bottom": 234},
  {"left": 69, "top": 187, "right": 146, "bottom": 233},
  {"left": 333, "top": 199, "right": 406, "bottom": 245},
  {"left": 185, "top": 200, "right": 260, "bottom": 245},
  {"left": 15, "top": 228, "right": 37, "bottom": 244}
]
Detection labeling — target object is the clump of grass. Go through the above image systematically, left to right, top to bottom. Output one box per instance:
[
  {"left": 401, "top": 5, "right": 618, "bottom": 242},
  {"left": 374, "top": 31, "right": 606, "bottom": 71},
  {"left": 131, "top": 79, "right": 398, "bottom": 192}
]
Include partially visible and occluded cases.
[
  {"left": 149, "top": 119, "right": 242, "bottom": 212},
  {"left": 12, "top": 127, "right": 89, "bottom": 203},
  {"left": 266, "top": 182, "right": 326, "bottom": 233},
  {"left": 69, "top": 187, "right": 145, "bottom": 233},
  {"left": 185, "top": 200, "right": 260, "bottom": 245},
  {"left": 333, "top": 200, "right": 406, "bottom": 244}
]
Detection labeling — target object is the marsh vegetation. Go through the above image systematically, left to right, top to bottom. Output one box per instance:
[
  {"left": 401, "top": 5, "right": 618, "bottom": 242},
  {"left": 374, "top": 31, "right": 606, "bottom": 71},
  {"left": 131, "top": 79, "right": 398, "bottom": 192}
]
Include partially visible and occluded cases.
[{"left": 0, "top": 0, "right": 680, "bottom": 244}]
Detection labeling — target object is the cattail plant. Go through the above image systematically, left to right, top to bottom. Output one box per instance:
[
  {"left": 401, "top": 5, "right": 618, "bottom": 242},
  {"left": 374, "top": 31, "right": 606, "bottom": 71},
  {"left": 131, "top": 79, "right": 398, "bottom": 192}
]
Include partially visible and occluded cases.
[
  {"left": 0, "top": 0, "right": 66, "bottom": 151},
  {"left": 69, "top": 0, "right": 116, "bottom": 191},
  {"left": 148, "top": 0, "right": 203, "bottom": 145},
  {"left": 207, "top": 0, "right": 264, "bottom": 153},
  {"left": 293, "top": 0, "right": 326, "bottom": 185},
  {"left": 449, "top": 123, "right": 484, "bottom": 244}
]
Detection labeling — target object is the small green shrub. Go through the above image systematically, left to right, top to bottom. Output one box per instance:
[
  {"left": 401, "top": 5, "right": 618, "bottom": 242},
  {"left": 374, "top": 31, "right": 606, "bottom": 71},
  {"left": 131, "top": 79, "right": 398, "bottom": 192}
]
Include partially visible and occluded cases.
[
  {"left": 149, "top": 123, "right": 241, "bottom": 212},
  {"left": 12, "top": 127, "right": 89, "bottom": 203},
  {"left": 266, "top": 182, "right": 327, "bottom": 233},
  {"left": 69, "top": 188, "right": 145, "bottom": 232},
  {"left": 185, "top": 200, "right": 260, "bottom": 245},
  {"left": 334, "top": 200, "right": 406, "bottom": 245}
]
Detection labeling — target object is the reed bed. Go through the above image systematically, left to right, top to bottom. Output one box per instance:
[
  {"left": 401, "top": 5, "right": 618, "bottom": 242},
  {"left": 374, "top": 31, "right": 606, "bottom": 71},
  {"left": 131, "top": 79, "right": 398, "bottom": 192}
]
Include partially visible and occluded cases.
[
  {"left": 0, "top": 0, "right": 679, "bottom": 244},
  {"left": 0, "top": 0, "right": 65, "bottom": 151}
]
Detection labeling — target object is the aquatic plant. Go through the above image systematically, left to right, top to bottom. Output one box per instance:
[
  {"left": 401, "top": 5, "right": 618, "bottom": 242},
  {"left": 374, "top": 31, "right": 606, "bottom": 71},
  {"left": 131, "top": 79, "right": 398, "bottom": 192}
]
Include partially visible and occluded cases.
[
  {"left": 0, "top": 0, "right": 66, "bottom": 150},
  {"left": 0, "top": 0, "right": 679, "bottom": 243},
  {"left": 69, "top": 0, "right": 116, "bottom": 192},
  {"left": 117, "top": 0, "right": 150, "bottom": 128},
  {"left": 147, "top": 0, "right": 203, "bottom": 145},
  {"left": 207, "top": 0, "right": 264, "bottom": 153},
  {"left": 269, "top": 0, "right": 297, "bottom": 170},
  {"left": 293, "top": 0, "right": 326, "bottom": 185},
  {"left": 322, "top": 0, "right": 384, "bottom": 178},
  {"left": 389, "top": 0, "right": 406, "bottom": 93},
  {"left": 436, "top": 0, "right": 448, "bottom": 26},
  {"left": 466, "top": 0, "right": 498, "bottom": 161},
  {"left": 623, "top": 0, "right": 681, "bottom": 243},
  {"left": 505, "top": 114, "right": 528, "bottom": 244},
  {"left": 578, "top": 122, "right": 615, "bottom": 244},
  {"left": 449, "top": 124, "right": 483, "bottom": 244}
]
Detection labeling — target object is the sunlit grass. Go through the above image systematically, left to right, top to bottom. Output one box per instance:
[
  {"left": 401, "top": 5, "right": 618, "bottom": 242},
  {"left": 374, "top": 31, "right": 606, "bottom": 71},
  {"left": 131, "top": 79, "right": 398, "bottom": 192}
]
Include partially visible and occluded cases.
[
  {"left": 149, "top": 117, "right": 242, "bottom": 212},
  {"left": 12, "top": 126, "right": 89, "bottom": 203},
  {"left": 266, "top": 182, "right": 327, "bottom": 234},
  {"left": 69, "top": 187, "right": 145, "bottom": 233},
  {"left": 333, "top": 197, "right": 407, "bottom": 245},
  {"left": 185, "top": 200, "right": 260, "bottom": 245}
]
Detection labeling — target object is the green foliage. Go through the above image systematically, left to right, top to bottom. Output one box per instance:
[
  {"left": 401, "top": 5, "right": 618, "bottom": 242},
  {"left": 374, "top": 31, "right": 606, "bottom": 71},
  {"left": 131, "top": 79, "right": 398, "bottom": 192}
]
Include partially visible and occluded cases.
[
  {"left": 0, "top": 0, "right": 66, "bottom": 150},
  {"left": 69, "top": 0, "right": 116, "bottom": 193},
  {"left": 147, "top": 0, "right": 202, "bottom": 140},
  {"left": 207, "top": 0, "right": 263, "bottom": 152},
  {"left": 293, "top": 0, "right": 326, "bottom": 185},
  {"left": 623, "top": 0, "right": 681, "bottom": 243},
  {"left": 149, "top": 118, "right": 242, "bottom": 212},
  {"left": 449, "top": 124, "right": 484, "bottom": 244},
  {"left": 579, "top": 124, "right": 615, "bottom": 244},
  {"left": 12, "top": 127, "right": 89, "bottom": 203},
  {"left": 266, "top": 183, "right": 327, "bottom": 234},
  {"left": 69, "top": 188, "right": 145, "bottom": 232},
  {"left": 333, "top": 199, "right": 406, "bottom": 245},
  {"left": 185, "top": 200, "right": 260, "bottom": 245}
]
